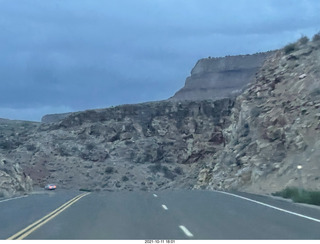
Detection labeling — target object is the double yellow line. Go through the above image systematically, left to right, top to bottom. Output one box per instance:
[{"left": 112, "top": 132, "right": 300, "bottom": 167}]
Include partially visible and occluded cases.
[{"left": 7, "top": 192, "right": 90, "bottom": 240}]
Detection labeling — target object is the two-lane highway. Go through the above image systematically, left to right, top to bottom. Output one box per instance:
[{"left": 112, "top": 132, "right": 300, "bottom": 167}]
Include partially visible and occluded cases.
[
  {"left": 0, "top": 189, "right": 80, "bottom": 239},
  {"left": 1, "top": 190, "right": 320, "bottom": 239},
  {"left": 24, "top": 191, "right": 188, "bottom": 239}
]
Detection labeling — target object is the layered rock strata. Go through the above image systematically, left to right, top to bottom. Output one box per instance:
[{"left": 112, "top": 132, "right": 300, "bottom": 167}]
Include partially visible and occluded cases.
[{"left": 171, "top": 51, "right": 275, "bottom": 101}]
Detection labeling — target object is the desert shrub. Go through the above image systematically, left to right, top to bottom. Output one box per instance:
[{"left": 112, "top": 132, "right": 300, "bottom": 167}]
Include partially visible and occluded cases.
[
  {"left": 312, "top": 32, "right": 320, "bottom": 42},
  {"left": 298, "top": 35, "right": 309, "bottom": 45},
  {"left": 283, "top": 43, "right": 297, "bottom": 54},
  {"left": 310, "top": 88, "right": 320, "bottom": 97},
  {"left": 240, "top": 123, "right": 250, "bottom": 137},
  {"left": 89, "top": 125, "right": 101, "bottom": 137},
  {"left": 78, "top": 133, "right": 88, "bottom": 140},
  {"left": 109, "top": 133, "right": 120, "bottom": 142},
  {"left": 0, "top": 140, "right": 21, "bottom": 150},
  {"left": 0, "top": 141, "right": 12, "bottom": 150},
  {"left": 86, "top": 143, "right": 95, "bottom": 151},
  {"left": 26, "top": 144, "right": 37, "bottom": 151},
  {"left": 57, "top": 145, "right": 71, "bottom": 156},
  {"left": 148, "top": 164, "right": 162, "bottom": 174},
  {"left": 148, "top": 164, "right": 176, "bottom": 180},
  {"left": 105, "top": 166, "right": 114, "bottom": 174},
  {"left": 162, "top": 166, "right": 176, "bottom": 180},
  {"left": 174, "top": 166, "right": 184, "bottom": 175},
  {"left": 121, "top": 175, "right": 129, "bottom": 182},
  {"left": 272, "top": 187, "right": 320, "bottom": 206}
]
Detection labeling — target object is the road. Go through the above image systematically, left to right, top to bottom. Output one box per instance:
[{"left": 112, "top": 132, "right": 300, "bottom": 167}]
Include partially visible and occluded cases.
[{"left": 1, "top": 189, "right": 320, "bottom": 239}]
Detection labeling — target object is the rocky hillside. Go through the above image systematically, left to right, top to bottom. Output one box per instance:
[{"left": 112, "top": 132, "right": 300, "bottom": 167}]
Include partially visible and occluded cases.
[
  {"left": 1, "top": 34, "right": 319, "bottom": 196},
  {"left": 195, "top": 35, "right": 320, "bottom": 194},
  {"left": 171, "top": 51, "right": 275, "bottom": 101},
  {"left": 2, "top": 100, "right": 233, "bottom": 192},
  {"left": 41, "top": 112, "right": 72, "bottom": 123},
  {"left": 0, "top": 120, "right": 36, "bottom": 197},
  {"left": 0, "top": 158, "right": 33, "bottom": 198}
]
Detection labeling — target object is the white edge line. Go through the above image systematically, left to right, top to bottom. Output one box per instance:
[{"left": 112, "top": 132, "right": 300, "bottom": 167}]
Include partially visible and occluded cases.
[
  {"left": 217, "top": 191, "right": 320, "bottom": 223},
  {"left": 0, "top": 195, "right": 28, "bottom": 203},
  {"left": 162, "top": 204, "right": 168, "bottom": 210},
  {"left": 179, "top": 225, "right": 194, "bottom": 237}
]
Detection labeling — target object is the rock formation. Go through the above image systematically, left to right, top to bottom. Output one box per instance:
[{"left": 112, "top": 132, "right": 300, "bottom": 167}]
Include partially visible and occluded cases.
[
  {"left": 1, "top": 34, "right": 320, "bottom": 196},
  {"left": 195, "top": 35, "right": 320, "bottom": 193},
  {"left": 171, "top": 51, "right": 275, "bottom": 101},
  {"left": 4, "top": 100, "right": 233, "bottom": 192},
  {"left": 41, "top": 112, "right": 72, "bottom": 123},
  {"left": 0, "top": 120, "right": 36, "bottom": 197},
  {"left": 0, "top": 158, "right": 33, "bottom": 198}
]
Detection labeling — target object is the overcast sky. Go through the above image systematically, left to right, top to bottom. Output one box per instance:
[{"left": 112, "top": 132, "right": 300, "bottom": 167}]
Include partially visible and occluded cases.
[{"left": 1, "top": 0, "right": 319, "bottom": 121}]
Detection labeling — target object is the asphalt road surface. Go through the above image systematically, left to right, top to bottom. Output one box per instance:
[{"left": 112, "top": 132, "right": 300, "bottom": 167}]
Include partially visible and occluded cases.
[{"left": 1, "top": 189, "right": 320, "bottom": 239}]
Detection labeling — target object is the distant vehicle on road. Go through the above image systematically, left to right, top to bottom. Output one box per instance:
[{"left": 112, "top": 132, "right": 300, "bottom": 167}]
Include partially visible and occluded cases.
[{"left": 45, "top": 184, "right": 56, "bottom": 190}]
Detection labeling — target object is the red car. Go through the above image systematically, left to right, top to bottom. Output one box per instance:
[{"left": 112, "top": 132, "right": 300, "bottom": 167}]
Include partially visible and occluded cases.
[{"left": 45, "top": 184, "right": 56, "bottom": 190}]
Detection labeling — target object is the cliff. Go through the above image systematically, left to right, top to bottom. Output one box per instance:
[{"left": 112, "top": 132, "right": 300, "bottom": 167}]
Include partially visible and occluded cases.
[
  {"left": 1, "top": 34, "right": 320, "bottom": 196},
  {"left": 195, "top": 35, "right": 320, "bottom": 193},
  {"left": 171, "top": 51, "right": 275, "bottom": 101},
  {"left": 41, "top": 112, "right": 72, "bottom": 123}
]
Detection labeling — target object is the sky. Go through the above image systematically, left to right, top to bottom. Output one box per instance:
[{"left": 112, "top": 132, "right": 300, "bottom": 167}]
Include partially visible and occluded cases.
[{"left": 0, "top": 0, "right": 320, "bottom": 122}]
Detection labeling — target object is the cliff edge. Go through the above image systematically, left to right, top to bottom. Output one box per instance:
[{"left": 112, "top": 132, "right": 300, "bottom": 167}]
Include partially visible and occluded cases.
[{"left": 171, "top": 51, "right": 275, "bottom": 101}]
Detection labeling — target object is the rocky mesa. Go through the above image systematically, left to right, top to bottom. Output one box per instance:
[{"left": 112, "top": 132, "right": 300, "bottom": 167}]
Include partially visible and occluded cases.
[{"left": 171, "top": 51, "right": 275, "bottom": 101}]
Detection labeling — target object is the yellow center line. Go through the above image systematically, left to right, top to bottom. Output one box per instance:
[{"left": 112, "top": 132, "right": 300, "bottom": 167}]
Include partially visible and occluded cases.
[{"left": 7, "top": 192, "right": 90, "bottom": 240}]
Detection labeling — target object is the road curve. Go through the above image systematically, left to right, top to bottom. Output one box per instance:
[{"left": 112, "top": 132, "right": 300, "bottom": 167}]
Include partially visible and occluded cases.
[
  {"left": 0, "top": 189, "right": 80, "bottom": 239},
  {"left": 1, "top": 190, "right": 320, "bottom": 239}
]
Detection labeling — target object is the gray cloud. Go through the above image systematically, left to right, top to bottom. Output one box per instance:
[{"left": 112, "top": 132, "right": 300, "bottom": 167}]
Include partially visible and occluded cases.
[{"left": 0, "top": 0, "right": 319, "bottom": 121}]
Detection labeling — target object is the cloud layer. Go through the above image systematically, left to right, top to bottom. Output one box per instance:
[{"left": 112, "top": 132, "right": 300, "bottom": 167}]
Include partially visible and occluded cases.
[{"left": 0, "top": 0, "right": 319, "bottom": 121}]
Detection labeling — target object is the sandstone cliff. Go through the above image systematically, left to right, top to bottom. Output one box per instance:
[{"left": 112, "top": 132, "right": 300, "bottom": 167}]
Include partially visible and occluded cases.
[{"left": 171, "top": 51, "right": 275, "bottom": 101}]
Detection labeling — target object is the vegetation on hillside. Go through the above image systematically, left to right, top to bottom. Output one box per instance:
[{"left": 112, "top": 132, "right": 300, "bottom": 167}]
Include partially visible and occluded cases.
[{"left": 272, "top": 187, "right": 320, "bottom": 206}]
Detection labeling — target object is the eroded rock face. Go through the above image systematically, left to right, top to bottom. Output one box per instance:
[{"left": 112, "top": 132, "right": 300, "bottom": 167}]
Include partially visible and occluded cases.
[
  {"left": 2, "top": 36, "right": 320, "bottom": 196},
  {"left": 195, "top": 37, "right": 320, "bottom": 194},
  {"left": 171, "top": 51, "right": 275, "bottom": 101},
  {"left": 6, "top": 99, "right": 234, "bottom": 192},
  {"left": 41, "top": 112, "right": 72, "bottom": 123},
  {"left": 0, "top": 120, "right": 36, "bottom": 197},
  {"left": 0, "top": 158, "right": 33, "bottom": 198}
]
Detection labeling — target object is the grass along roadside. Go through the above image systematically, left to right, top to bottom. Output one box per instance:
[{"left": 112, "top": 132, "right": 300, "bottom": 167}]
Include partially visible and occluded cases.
[{"left": 272, "top": 187, "right": 320, "bottom": 206}]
